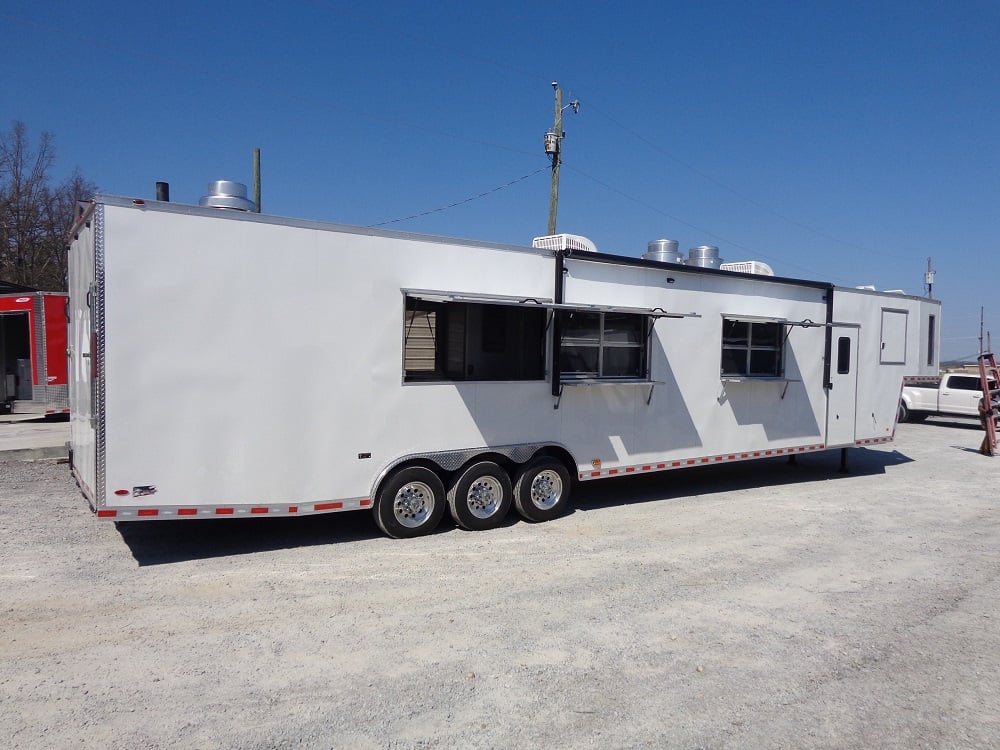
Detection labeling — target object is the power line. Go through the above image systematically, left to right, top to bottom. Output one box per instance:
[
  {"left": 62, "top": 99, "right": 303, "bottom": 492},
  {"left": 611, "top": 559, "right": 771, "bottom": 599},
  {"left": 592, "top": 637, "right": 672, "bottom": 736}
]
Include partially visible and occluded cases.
[
  {"left": 583, "top": 98, "right": 916, "bottom": 264},
  {"left": 563, "top": 162, "right": 858, "bottom": 284},
  {"left": 370, "top": 167, "right": 548, "bottom": 227}
]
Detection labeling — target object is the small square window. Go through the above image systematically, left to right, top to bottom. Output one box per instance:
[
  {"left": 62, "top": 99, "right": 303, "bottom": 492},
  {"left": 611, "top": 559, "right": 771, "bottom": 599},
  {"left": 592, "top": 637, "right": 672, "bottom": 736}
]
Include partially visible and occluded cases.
[{"left": 720, "top": 319, "right": 784, "bottom": 377}]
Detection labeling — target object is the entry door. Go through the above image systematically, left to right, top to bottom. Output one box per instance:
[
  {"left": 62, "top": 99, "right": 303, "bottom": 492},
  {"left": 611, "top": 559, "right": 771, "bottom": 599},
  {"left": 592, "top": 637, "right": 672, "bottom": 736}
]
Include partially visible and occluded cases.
[{"left": 826, "top": 328, "right": 859, "bottom": 447}]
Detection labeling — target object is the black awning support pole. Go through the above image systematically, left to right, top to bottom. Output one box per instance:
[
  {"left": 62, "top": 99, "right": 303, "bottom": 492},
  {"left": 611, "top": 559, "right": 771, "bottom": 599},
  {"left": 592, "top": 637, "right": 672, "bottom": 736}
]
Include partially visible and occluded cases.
[
  {"left": 552, "top": 250, "right": 567, "bottom": 399},
  {"left": 822, "top": 285, "right": 835, "bottom": 390}
]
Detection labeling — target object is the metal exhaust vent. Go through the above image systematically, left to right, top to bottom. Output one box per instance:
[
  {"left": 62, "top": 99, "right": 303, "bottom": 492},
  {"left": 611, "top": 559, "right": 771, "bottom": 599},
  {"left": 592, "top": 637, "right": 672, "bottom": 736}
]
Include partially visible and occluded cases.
[
  {"left": 199, "top": 180, "right": 255, "bottom": 211},
  {"left": 642, "top": 238, "right": 682, "bottom": 263}
]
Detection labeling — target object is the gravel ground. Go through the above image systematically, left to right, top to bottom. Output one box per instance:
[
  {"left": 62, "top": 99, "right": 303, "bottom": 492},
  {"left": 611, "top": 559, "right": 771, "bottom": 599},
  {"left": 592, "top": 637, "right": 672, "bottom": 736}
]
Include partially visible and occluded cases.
[{"left": 1, "top": 418, "right": 998, "bottom": 749}]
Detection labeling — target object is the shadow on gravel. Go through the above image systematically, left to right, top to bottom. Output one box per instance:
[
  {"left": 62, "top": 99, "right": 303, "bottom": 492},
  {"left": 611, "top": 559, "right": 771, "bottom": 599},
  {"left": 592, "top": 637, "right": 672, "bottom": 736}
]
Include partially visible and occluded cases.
[
  {"left": 920, "top": 417, "right": 981, "bottom": 431},
  {"left": 118, "top": 447, "right": 910, "bottom": 566},
  {"left": 573, "top": 447, "right": 913, "bottom": 513},
  {"left": 118, "top": 509, "right": 393, "bottom": 566}
]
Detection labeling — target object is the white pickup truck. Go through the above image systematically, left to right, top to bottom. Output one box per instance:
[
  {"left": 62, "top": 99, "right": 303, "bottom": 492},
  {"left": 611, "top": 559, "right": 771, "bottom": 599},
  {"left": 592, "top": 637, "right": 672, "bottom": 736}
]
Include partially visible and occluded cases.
[{"left": 899, "top": 372, "right": 996, "bottom": 422}]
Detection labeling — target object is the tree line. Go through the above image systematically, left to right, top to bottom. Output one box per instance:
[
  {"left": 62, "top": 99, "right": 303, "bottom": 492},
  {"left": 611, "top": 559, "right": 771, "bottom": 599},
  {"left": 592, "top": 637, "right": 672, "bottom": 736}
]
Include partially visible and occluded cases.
[{"left": 0, "top": 121, "right": 97, "bottom": 291}]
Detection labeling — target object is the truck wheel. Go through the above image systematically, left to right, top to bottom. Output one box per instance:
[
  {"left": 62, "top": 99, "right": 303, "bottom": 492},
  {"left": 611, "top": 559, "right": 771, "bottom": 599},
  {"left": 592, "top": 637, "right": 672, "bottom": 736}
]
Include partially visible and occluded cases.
[
  {"left": 898, "top": 401, "right": 910, "bottom": 423},
  {"left": 513, "top": 458, "right": 571, "bottom": 523},
  {"left": 447, "top": 461, "right": 513, "bottom": 531},
  {"left": 374, "top": 467, "right": 446, "bottom": 539}
]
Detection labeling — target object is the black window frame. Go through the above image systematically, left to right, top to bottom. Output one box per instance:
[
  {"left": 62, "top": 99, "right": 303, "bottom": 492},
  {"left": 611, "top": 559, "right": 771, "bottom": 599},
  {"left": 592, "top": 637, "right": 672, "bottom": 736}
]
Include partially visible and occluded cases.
[
  {"left": 403, "top": 296, "right": 546, "bottom": 383},
  {"left": 558, "top": 310, "right": 649, "bottom": 380},
  {"left": 720, "top": 319, "right": 785, "bottom": 378}
]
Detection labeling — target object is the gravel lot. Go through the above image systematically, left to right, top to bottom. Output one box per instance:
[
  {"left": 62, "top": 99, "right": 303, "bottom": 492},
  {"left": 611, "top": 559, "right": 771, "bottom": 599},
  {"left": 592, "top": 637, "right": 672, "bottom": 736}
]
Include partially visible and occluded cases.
[{"left": 2, "top": 418, "right": 998, "bottom": 749}]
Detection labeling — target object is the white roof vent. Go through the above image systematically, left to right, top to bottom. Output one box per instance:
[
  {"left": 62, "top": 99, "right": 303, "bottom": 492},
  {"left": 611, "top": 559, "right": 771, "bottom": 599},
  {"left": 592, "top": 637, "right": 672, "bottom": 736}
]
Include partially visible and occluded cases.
[
  {"left": 532, "top": 233, "right": 599, "bottom": 254},
  {"left": 720, "top": 261, "right": 775, "bottom": 276}
]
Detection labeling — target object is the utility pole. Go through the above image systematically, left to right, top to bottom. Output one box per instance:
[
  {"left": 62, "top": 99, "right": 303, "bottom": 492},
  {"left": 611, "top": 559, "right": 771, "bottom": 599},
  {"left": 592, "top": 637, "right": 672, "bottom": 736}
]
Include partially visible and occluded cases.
[
  {"left": 544, "top": 82, "right": 579, "bottom": 235},
  {"left": 253, "top": 148, "right": 262, "bottom": 213},
  {"left": 924, "top": 257, "right": 935, "bottom": 299},
  {"left": 980, "top": 306, "right": 985, "bottom": 354}
]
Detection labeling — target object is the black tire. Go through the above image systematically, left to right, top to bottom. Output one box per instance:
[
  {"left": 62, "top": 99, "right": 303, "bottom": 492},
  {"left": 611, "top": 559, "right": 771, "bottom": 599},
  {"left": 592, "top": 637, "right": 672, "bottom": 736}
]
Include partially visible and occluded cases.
[
  {"left": 898, "top": 401, "right": 910, "bottom": 423},
  {"left": 513, "top": 457, "right": 572, "bottom": 523},
  {"left": 446, "top": 461, "right": 513, "bottom": 531},
  {"left": 373, "top": 466, "right": 446, "bottom": 539}
]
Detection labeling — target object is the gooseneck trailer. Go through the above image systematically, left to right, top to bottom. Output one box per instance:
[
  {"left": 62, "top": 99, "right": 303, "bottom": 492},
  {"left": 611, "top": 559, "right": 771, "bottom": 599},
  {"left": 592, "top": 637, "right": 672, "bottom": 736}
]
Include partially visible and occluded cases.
[{"left": 67, "top": 191, "right": 940, "bottom": 537}]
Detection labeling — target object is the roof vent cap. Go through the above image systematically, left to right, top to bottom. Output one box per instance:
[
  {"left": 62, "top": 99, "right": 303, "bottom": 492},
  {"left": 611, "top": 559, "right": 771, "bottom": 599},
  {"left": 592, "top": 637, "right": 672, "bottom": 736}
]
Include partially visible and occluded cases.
[{"left": 199, "top": 180, "right": 255, "bottom": 211}]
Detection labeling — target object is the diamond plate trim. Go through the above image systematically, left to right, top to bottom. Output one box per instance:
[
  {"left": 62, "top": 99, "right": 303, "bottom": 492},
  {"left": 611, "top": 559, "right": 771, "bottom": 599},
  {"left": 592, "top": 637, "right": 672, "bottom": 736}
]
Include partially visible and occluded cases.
[{"left": 94, "top": 204, "right": 107, "bottom": 506}]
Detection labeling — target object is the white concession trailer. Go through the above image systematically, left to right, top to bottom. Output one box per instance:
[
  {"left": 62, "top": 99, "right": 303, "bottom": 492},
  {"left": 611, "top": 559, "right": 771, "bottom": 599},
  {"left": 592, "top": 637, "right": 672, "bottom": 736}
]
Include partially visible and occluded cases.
[{"left": 67, "top": 192, "right": 941, "bottom": 537}]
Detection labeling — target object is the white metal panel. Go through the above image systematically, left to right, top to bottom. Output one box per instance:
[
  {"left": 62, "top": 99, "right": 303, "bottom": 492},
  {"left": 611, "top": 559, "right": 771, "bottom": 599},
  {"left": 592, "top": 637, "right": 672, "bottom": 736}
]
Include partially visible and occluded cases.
[
  {"left": 98, "top": 202, "right": 558, "bottom": 508},
  {"left": 68, "top": 205, "right": 98, "bottom": 502},
  {"left": 563, "top": 258, "right": 830, "bottom": 468},
  {"left": 833, "top": 289, "right": 904, "bottom": 442}
]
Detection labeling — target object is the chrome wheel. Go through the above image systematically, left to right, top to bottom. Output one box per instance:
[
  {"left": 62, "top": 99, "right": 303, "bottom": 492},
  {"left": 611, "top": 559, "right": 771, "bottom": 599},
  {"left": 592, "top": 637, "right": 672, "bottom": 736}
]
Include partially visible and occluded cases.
[
  {"left": 529, "top": 469, "right": 563, "bottom": 510},
  {"left": 466, "top": 475, "right": 505, "bottom": 519},
  {"left": 393, "top": 480, "right": 436, "bottom": 528}
]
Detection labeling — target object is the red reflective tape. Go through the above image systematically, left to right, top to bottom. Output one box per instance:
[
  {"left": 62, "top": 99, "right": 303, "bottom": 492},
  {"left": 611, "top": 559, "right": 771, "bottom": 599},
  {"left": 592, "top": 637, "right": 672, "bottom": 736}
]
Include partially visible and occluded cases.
[
  {"left": 776, "top": 449, "right": 784, "bottom": 454},
  {"left": 764, "top": 451, "right": 772, "bottom": 456},
  {"left": 753, "top": 452, "right": 761, "bottom": 457},
  {"left": 741, "top": 453, "right": 749, "bottom": 459},
  {"left": 728, "top": 455, "right": 736, "bottom": 460},
  {"left": 714, "top": 456, "right": 723, "bottom": 462},
  {"left": 700, "top": 458, "right": 709, "bottom": 464},
  {"left": 686, "top": 459, "right": 696, "bottom": 465},
  {"left": 672, "top": 461, "right": 681, "bottom": 467},
  {"left": 656, "top": 463, "right": 666, "bottom": 469},
  {"left": 642, "top": 465, "right": 651, "bottom": 471},
  {"left": 625, "top": 467, "right": 635, "bottom": 473},
  {"left": 609, "top": 469, "right": 619, "bottom": 475},
  {"left": 114, "top": 489, "right": 129, "bottom": 496},
  {"left": 360, "top": 499, "right": 371, "bottom": 507},
  {"left": 315, "top": 502, "right": 343, "bottom": 511},
  {"left": 288, "top": 506, "right": 299, "bottom": 513},
  {"left": 250, "top": 507, "right": 269, "bottom": 514},
  {"left": 137, "top": 508, "right": 158, "bottom": 517},
  {"left": 177, "top": 508, "right": 198, "bottom": 516},
  {"left": 215, "top": 508, "right": 234, "bottom": 515},
  {"left": 96, "top": 509, "right": 117, "bottom": 518}
]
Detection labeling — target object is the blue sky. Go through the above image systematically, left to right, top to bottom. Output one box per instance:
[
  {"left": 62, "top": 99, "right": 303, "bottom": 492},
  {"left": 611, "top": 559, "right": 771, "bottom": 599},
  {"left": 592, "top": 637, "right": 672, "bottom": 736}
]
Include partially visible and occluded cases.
[{"left": 4, "top": 1, "right": 997, "bottom": 360}]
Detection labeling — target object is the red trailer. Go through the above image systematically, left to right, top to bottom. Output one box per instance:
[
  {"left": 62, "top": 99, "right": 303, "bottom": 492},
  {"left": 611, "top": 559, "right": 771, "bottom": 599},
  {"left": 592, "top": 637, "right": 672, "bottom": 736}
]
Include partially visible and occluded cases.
[{"left": 0, "top": 291, "right": 69, "bottom": 416}]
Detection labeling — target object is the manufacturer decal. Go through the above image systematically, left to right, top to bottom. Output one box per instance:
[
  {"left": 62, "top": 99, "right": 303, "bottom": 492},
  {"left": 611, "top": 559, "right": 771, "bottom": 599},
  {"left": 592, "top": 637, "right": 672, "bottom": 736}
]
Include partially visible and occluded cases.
[{"left": 132, "top": 485, "right": 158, "bottom": 498}]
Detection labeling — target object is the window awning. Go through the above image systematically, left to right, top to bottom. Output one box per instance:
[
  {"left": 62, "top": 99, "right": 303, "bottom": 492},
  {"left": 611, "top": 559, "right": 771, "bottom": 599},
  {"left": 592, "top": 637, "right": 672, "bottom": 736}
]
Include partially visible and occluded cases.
[
  {"left": 404, "top": 289, "right": 699, "bottom": 319},
  {"left": 404, "top": 289, "right": 554, "bottom": 308},
  {"left": 723, "top": 314, "right": 834, "bottom": 328}
]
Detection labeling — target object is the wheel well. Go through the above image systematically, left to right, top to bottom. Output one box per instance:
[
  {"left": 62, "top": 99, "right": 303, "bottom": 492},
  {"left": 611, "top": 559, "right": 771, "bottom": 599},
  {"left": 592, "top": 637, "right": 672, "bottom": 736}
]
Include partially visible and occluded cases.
[
  {"left": 527, "top": 446, "right": 577, "bottom": 482},
  {"left": 374, "top": 459, "right": 451, "bottom": 502}
]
